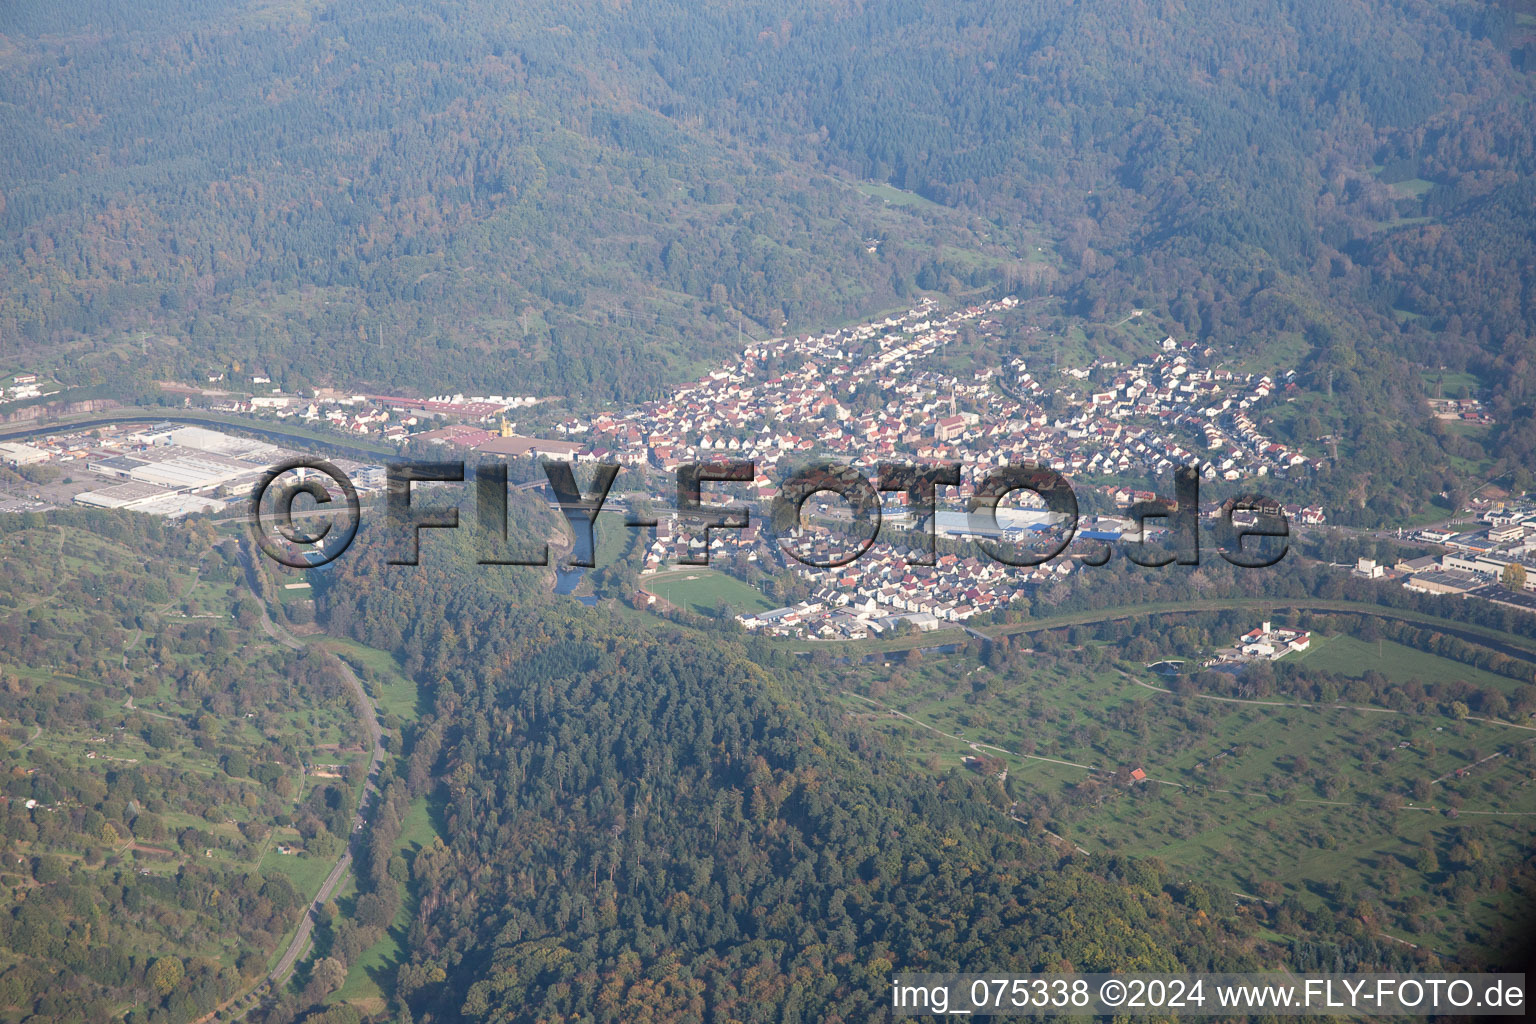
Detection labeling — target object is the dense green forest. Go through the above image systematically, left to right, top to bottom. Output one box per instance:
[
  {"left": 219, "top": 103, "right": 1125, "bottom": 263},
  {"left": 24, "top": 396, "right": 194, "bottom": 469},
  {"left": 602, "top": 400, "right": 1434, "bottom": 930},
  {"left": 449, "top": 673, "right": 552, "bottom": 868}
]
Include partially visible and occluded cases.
[{"left": 0, "top": 0, "right": 1019, "bottom": 402}]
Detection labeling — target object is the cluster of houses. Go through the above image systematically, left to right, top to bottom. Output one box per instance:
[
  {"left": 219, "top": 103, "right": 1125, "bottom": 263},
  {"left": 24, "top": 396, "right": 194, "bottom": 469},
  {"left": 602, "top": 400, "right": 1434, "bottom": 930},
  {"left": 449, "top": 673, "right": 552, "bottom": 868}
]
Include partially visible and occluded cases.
[
  {"left": 565, "top": 296, "right": 982, "bottom": 475},
  {"left": 63, "top": 297, "right": 1346, "bottom": 629},
  {"left": 155, "top": 297, "right": 1327, "bottom": 528},
  {"left": 521, "top": 297, "right": 1321, "bottom": 633},
  {"left": 554, "top": 297, "right": 1321, "bottom": 492},
  {"left": 1006, "top": 345, "right": 1317, "bottom": 481},
  {"left": 0, "top": 371, "right": 51, "bottom": 405},
  {"left": 176, "top": 378, "right": 549, "bottom": 443},
  {"left": 1427, "top": 396, "right": 1493, "bottom": 425},
  {"left": 634, "top": 504, "right": 1060, "bottom": 635},
  {"left": 635, "top": 515, "right": 762, "bottom": 573},
  {"left": 736, "top": 543, "right": 1061, "bottom": 638},
  {"left": 738, "top": 600, "right": 944, "bottom": 640},
  {"left": 1218, "top": 621, "right": 1313, "bottom": 663}
]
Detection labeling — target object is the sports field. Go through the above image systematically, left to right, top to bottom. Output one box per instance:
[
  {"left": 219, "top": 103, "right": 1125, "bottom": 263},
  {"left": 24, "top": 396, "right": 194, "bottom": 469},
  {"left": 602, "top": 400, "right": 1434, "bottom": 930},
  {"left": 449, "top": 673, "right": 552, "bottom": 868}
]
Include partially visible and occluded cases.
[{"left": 642, "top": 568, "right": 775, "bottom": 617}]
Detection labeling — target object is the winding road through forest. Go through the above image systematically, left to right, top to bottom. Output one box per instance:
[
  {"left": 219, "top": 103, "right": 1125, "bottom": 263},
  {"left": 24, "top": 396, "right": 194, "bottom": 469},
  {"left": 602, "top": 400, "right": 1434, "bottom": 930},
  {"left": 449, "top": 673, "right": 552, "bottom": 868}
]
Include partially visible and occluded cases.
[{"left": 237, "top": 541, "right": 386, "bottom": 988}]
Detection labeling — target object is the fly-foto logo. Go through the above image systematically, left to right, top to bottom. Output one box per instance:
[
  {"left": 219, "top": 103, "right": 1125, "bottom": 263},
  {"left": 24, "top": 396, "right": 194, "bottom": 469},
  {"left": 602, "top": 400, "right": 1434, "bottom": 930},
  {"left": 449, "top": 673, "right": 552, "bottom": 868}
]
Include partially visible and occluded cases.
[{"left": 248, "top": 459, "right": 1288, "bottom": 570}]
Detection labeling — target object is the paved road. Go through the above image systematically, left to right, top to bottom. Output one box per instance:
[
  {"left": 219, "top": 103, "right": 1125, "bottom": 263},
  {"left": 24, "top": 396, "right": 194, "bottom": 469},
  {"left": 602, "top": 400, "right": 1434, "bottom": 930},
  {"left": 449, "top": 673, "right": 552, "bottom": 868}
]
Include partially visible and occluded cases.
[{"left": 239, "top": 540, "right": 385, "bottom": 986}]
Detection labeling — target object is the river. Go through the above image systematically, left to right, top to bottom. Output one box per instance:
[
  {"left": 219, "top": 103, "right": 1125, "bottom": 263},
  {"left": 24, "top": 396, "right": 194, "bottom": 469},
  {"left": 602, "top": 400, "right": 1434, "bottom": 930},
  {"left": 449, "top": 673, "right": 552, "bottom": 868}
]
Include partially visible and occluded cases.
[{"left": 553, "top": 509, "right": 598, "bottom": 604}]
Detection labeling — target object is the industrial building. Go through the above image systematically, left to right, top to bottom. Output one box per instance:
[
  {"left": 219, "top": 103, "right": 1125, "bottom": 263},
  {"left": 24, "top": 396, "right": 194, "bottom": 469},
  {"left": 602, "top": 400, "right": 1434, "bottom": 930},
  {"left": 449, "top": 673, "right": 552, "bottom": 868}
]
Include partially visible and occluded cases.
[
  {"left": 61, "top": 424, "right": 297, "bottom": 518},
  {"left": 0, "top": 442, "right": 50, "bottom": 467},
  {"left": 74, "top": 480, "right": 226, "bottom": 519}
]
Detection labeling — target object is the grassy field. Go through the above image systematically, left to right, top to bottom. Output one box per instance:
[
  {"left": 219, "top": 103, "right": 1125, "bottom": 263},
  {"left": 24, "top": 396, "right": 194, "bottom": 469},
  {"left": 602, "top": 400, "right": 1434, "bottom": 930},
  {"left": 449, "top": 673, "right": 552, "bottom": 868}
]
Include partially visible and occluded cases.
[
  {"left": 1388, "top": 177, "right": 1436, "bottom": 199},
  {"left": 855, "top": 181, "right": 944, "bottom": 210},
  {"left": 1371, "top": 214, "right": 1436, "bottom": 233},
  {"left": 1225, "top": 330, "right": 1310, "bottom": 374},
  {"left": 1420, "top": 369, "right": 1482, "bottom": 396},
  {"left": 591, "top": 506, "right": 641, "bottom": 572},
  {"left": 642, "top": 567, "right": 776, "bottom": 617},
  {"left": 276, "top": 574, "right": 315, "bottom": 604},
  {"left": 976, "top": 597, "right": 1536, "bottom": 661},
  {"left": 832, "top": 625, "right": 1536, "bottom": 961},
  {"left": 782, "top": 626, "right": 973, "bottom": 659},
  {"left": 314, "top": 633, "right": 435, "bottom": 1012},
  {"left": 1290, "top": 633, "right": 1518, "bottom": 694},
  {"left": 325, "top": 636, "right": 424, "bottom": 723},
  {"left": 330, "top": 795, "right": 445, "bottom": 1010},
  {"left": 259, "top": 840, "right": 337, "bottom": 897}
]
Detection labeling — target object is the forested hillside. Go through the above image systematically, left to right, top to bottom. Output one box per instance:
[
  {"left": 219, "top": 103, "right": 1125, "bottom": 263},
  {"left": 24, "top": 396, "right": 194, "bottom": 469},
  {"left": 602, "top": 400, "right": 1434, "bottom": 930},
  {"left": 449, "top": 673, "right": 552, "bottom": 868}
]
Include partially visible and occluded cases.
[
  {"left": 0, "top": 0, "right": 1014, "bottom": 401},
  {"left": 625, "top": 0, "right": 1536, "bottom": 475},
  {"left": 3, "top": 2, "right": 1533, "bottom": 484},
  {"left": 3, "top": 2, "right": 1523, "bottom": 408},
  {"left": 3, "top": 2, "right": 1536, "bottom": 1023},
  {"left": 0, "top": 511, "right": 371, "bottom": 1023},
  {"left": 306, "top": 531, "right": 1444, "bottom": 1024}
]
